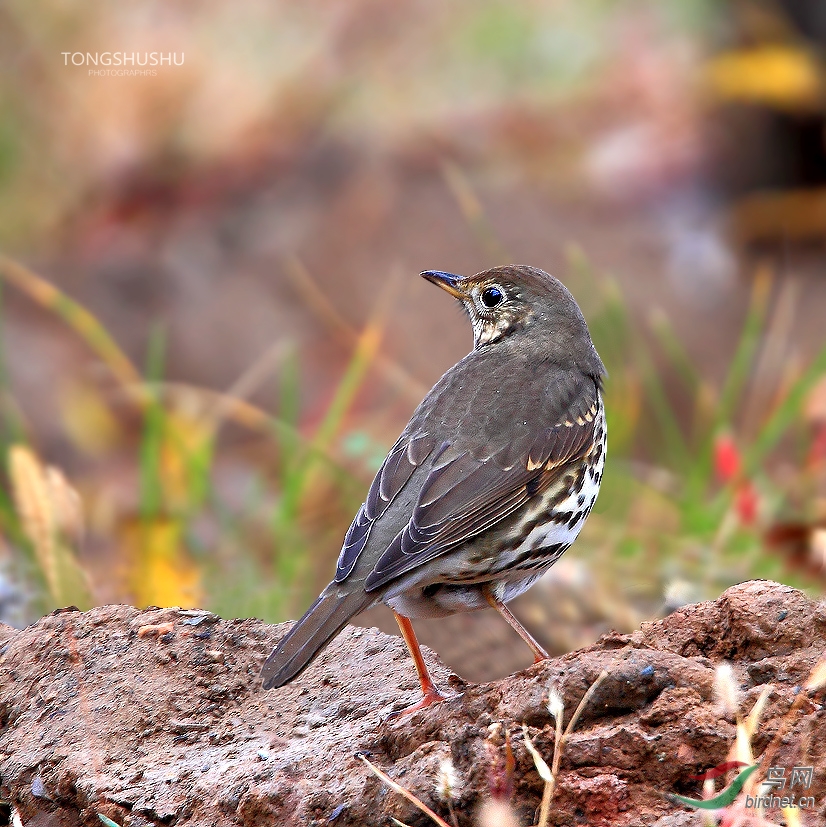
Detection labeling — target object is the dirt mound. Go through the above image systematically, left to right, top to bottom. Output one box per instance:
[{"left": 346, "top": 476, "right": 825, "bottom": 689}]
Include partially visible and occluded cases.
[{"left": 1, "top": 580, "right": 824, "bottom": 826}]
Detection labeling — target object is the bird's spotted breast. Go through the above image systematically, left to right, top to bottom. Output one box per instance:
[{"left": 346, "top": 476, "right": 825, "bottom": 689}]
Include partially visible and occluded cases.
[
  {"left": 432, "top": 400, "right": 606, "bottom": 589},
  {"left": 493, "top": 402, "right": 605, "bottom": 594}
]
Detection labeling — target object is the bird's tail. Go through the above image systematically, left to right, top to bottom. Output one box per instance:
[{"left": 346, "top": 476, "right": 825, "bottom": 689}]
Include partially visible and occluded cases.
[{"left": 261, "top": 584, "right": 372, "bottom": 689}]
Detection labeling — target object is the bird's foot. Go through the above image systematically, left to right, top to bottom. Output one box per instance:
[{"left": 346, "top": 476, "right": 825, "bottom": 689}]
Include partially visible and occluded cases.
[{"left": 385, "top": 685, "right": 454, "bottom": 720}]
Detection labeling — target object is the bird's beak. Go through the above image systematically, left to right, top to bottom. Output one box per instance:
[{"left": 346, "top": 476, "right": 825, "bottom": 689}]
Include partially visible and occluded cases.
[{"left": 421, "top": 270, "right": 466, "bottom": 299}]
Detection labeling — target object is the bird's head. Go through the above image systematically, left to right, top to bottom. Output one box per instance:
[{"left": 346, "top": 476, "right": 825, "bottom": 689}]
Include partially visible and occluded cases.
[{"left": 422, "top": 264, "right": 606, "bottom": 379}]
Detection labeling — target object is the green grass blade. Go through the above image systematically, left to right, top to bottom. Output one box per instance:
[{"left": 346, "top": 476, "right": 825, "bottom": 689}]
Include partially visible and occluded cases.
[
  {"left": 442, "top": 161, "right": 510, "bottom": 263},
  {"left": 0, "top": 255, "right": 140, "bottom": 387},
  {"left": 717, "top": 269, "right": 771, "bottom": 427},
  {"left": 684, "top": 272, "right": 771, "bottom": 501},
  {"left": 0, "top": 283, "right": 25, "bottom": 444},
  {"left": 648, "top": 308, "right": 701, "bottom": 395},
  {"left": 274, "top": 312, "right": 384, "bottom": 529},
  {"left": 139, "top": 325, "right": 167, "bottom": 519},
  {"left": 312, "top": 328, "right": 380, "bottom": 450},
  {"left": 747, "top": 342, "right": 826, "bottom": 473},
  {"left": 277, "top": 347, "right": 301, "bottom": 478},
  {"left": 634, "top": 347, "right": 692, "bottom": 471}
]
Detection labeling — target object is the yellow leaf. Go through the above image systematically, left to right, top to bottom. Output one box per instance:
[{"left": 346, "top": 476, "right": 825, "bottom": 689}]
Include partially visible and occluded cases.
[
  {"left": 705, "top": 46, "right": 824, "bottom": 111},
  {"left": 123, "top": 518, "right": 201, "bottom": 608}
]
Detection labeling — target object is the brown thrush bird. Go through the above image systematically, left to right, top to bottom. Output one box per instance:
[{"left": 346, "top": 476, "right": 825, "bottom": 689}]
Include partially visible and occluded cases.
[{"left": 261, "top": 265, "right": 606, "bottom": 712}]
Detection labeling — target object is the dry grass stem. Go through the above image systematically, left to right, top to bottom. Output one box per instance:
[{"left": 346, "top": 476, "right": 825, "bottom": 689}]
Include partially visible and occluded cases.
[
  {"left": 441, "top": 162, "right": 509, "bottom": 263},
  {"left": 0, "top": 255, "right": 140, "bottom": 387},
  {"left": 284, "top": 255, "right": 427, "bottom": 404},
  {"left": 741, "top": 274, "right": 798, "bottom": 437},
  {"left": 207, "top": 340, "right": 291, "bottom": 429},
  {"left": 9, "top": 444, "right": 59, "bottom": 596},
  {"left": 7, "top": 445, "right": 92, "bottom": 609},
  {"left": 45, "top": 466, "right": 85, "bottom": 549},
  {"left": 758, "top": 655, "right": 826, "bottom": 777},
  {"left": 803, "top": 656, "right": 826, "bottom": 691},
  {"left": 714, "top": 661, "right": 740, "bottom": 719},
  {"left": 564, "top": 669, "right": 609, "bottom": 738},
  {"left": 519, "top": 671, "right": 610, "bottom": 827},
  {"left": 743, "top": 683, "right": 773, "bottom": 739},
  {"left": 544, "top": 685, "right": 566, "bottom": 823},
  {"left": 522, "top": 726, "right": 553, "bottom": 827},
  {"left": 358, "top": 754, "right": 452, "bottom": 827},
  {"left": 436, "top": 758, "right": 460, "bottom": 827},
  {"left": 782, "top": 806, "right": 803, "bottom": 827}
]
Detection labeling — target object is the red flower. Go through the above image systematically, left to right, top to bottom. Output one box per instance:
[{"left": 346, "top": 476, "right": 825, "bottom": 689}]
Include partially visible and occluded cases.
[
  {"left": 713, "top": 435, "right": 758, "bottom": 524},
  {"left": 714, "top": 435, "right": 740, "bottom": 483},
  {"left": 735, "top": 481, "right": 759, "bottom": 525}
]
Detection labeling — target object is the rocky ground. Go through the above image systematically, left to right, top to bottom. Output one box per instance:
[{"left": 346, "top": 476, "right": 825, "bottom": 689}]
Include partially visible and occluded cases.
[{"left": 1, "top": 580, "right": 825, "bottom": 827}]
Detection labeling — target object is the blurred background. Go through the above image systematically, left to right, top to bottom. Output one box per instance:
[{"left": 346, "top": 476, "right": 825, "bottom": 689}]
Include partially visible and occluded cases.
[{"left": 1, "top": 0, "right": 825, "bottom": 681}]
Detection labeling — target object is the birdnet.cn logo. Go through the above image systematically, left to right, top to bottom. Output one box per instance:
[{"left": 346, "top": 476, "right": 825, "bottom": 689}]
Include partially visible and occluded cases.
[
  {"left": 61, "top": 52, "right": 184, "bottom": 77},
  {"left": 669, "top": 761, "right": 818, "bottom": 811}
]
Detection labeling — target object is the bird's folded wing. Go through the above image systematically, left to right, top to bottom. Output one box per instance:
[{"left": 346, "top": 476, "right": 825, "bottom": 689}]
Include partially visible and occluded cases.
[
  {"left": 362, "top": 401, "right": 599, "bottom": 592},
  {"left": 334, "top": 431, "right": 437, "bottom": 581}
]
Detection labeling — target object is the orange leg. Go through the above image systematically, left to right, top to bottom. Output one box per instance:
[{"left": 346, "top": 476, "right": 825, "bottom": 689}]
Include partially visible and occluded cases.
[
  {"left": 483, "top": 586, "right": 549, "bottom": 663},
  {"left": 390, "top": 611, "right": 448, "bottom": 716}
]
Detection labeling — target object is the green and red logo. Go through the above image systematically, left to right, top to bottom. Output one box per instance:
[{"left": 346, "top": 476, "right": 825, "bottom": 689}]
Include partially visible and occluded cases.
[{"left": 669, "top": 761, "right": 759, "bottom": 810}]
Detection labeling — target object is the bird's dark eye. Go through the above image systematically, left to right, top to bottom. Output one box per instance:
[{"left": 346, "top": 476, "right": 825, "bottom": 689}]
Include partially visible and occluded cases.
[{"left": 480, "top": 286, "right": 504, "bottom": 309}]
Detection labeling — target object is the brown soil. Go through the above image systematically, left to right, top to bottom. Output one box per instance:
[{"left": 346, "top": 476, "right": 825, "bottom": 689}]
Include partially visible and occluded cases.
[{"left": 1, "top": 580, "right": 825, "bottom": 827}]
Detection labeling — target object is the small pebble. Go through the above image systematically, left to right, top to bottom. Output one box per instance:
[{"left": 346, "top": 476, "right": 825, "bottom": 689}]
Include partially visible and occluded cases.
[
  {"left": 137, "top": 622, "right": 174, "bottom": 639},
  {"left": 31, "top": 775, "right": 50, "bottom": 800},
  {"left": 328, "top": 804, "right": 346, "bottom": 821}
]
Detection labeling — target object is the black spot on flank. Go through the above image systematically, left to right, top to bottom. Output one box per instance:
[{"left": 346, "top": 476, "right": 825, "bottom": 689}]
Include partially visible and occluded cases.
[
  {"left": 526, "top": 475, "right": 542, "bottom": 497},
  {"left": 577, "top": 494, "right": 585, "bottom": 507},
  {"left": 526, "top": 542, "right": 566, "bottom": 561}
]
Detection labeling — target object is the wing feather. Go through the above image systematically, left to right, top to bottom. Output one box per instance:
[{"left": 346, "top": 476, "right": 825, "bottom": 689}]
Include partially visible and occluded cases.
[
  {"left": 336, "top": 365, "right": 601, "bottom": 590},
  {"left": 363, "top": 405, "right": 598, "bottom": 591},
  {"left": 335, "top": 432, "right": 436, "bottom": 581}
]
